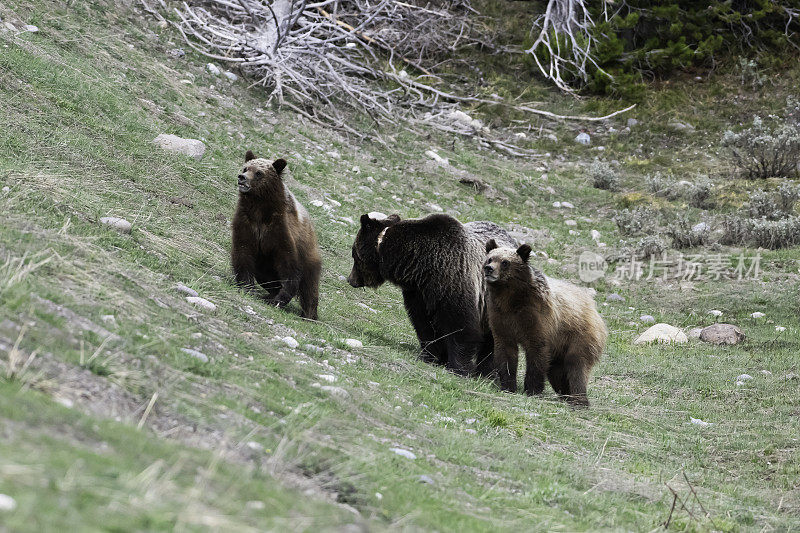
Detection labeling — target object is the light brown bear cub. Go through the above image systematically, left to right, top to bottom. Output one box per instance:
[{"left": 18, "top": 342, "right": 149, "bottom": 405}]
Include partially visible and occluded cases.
[{"left": 483, "top": 240, "right": 607, "bottom": 406}]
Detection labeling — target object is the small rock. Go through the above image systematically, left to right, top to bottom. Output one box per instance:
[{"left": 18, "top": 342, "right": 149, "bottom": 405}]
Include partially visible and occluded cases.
[
  {"left": 25, "top": 24, "right": 39, "bottom": 33},
  {"left": 166, "top": 48, "right": 185, "bottom": 59},
  {"left": 206, "top": 63, "right": 221, "bottom": 75},
  {"left": 398, "top": 69, "right": 408, "bottom": 78},
  {"left": 223, "top": 71, "right": 238, "bottom": 82},
  {"left": 627, "top": 118, "right": 639, "bottom": 127},
  {"left": 668, "top": 121, "right": 696, "bottom": 133},
  {"left": 514, "top": 132, "right": 527, "bottom": 139},
  {"left": 575, "top": 132, "right": 591, "bottom": 145},
  {"left": 545, "top": 133, "right": 558, "bottom": 142},
  {"left": 152, "top": 134, "right": 206, "bottom": 159},
  {"left": 326, "top": 150, "right": 341, "bottom": 159},
  {"left": 424, "top": 150, "right": 448, "bottom": 166},
  {"left": 1, "top": 186, "right": 9, "bottom": 193},
  {"left": 310, "top": 200, "right": 325, "bottom": 208},
  {"left": 552, "top": 201, "right": 562, "bottom": 208},
  {"left": 561, "top": 201, "right": 575, "bottom": 209},
  {"left": 426, "top": 203, "right": 444, "bottom": 213},
  {"left": 99, "top": 216, "right": 132, "bottom": 234},
  {"left": 565, "top": 220, "right": 577, "bottom": 227},
  {"left": 692, "top": 222, "right": 709, "bottom": 233},
  {"left": 590, "top": 229, "right": 601, "bottom": 241},
  {"left": 175, "top": 283, "right": 198, "bottom": 297},
  {"left": 606, "top": 293, "right": 625, "bottom": 302},
  {"left": 186, "top": 296, "right": 216, "bottom": 312},
  {"left": 707, "top": 309, "right": 723, "bottom": 317},
  {"left": 751, "top": 312, "right": 765, "bottom": 318},
  {"left": 100, "top": 315, "right": 116, "bottom": 325},
  {"left": 639, "top": 315, "right": 655, "bottom": 324},
  {"left": 634, "top": 323, "right": 688, "bottom": 345},
  {"left": 699, "top": 324, "right": 745, "bottom": 345},
  {"left": 775, "top": 326, "right": 786, "bottom": 332},
  {"left": 688, "top": 327, "right": 703, "bottom": 339},
  {"left": 281, "top": 336, "right": 299, "bottom": 349},
  {"left": 344, "top": 338, "right": 363, "bottom": 349},
  {"left": 181, "top": 348, "right": 208, "bottom": 363},
  {"left": 760, "top": 370, "right": 772, "bottom": 376},
  {"left": 318, "top": 374, "right": 336, "bottom": 383},
  {"left": 736, "top": 374, "right": 753, "bottom": 381},
  {"left": 320, "top": 386, "right": 349, "bottom": 398},
  {"left": 55, "top": 397, "right": 74, "bottom": 408},
  {"left": 689, "top": 417, "right": 712, "bottom": 427},
  {"left": 464, "top": 428, "right": 477, "bottom": 434},
  {"left": 246, "top": 441, "right": 263, "bottom": 451},
  {"left": 390, "top": 448, "right": 416, "bottom": 460},
  {"left": 417, "top": 475, "right": 435, "bottom": 484},
  {"left": 0, "top": 494, "right": 16, "bottom": 512},
  {"left": 246, "top": 501, "right": 265, "bottom": 510}
]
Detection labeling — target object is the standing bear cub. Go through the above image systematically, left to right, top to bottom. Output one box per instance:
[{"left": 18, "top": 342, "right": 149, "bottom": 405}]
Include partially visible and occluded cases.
[
  {"left": 231, "top": 151, "right": 321, "bottom": 320},
  {"left": 483, "top": 240, "right": 607, "bottom": 406}
]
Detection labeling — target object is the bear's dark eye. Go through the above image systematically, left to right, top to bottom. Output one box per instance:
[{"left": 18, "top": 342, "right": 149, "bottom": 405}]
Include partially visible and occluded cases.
[
  {"left": 255, "top": 170, "right": 264, "bottom": 178},
  {"left": 502, "top": 260, "right": 509, "bottom": 267}
]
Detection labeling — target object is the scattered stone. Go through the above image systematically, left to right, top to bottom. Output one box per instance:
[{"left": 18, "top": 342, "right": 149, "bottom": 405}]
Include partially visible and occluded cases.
[
  {"left": 24, "top": 24, "right": 39, "bottom": 33},
  {"left": 166, "top": 48, "right": 185, "bottom": 59},
  {"left": 206, "top": 63, "right": 221, "bottom": 75},
  {"left": 223, "top": 71, "right": 238, "bottom": 82},
  {"left": 627, "top": 118, "right": 639, "bottom": 127},
  {"left": 668, "top": 121, "right": 696, "bottom": 133},
  {"left": 514, "top": 132, "right": 527, "bottom": 139},
  {"left": 575, "top": 132, "right": 591, "bottom": 145},
  {"left": 153, "top": 134, "right": 206, "bottom": 159},
  {"left": 326, "top": 150, "right": 341, "bottom": 159},
  {"left": 424, "top": 150, "right": 448, "bottom": 166},
  {"left": 1, "top": 186, "right": 9, "bottom": 194},
  {"left": 552, "top": 201, "right": 561, "bottom": 208},
  {"left": 561, "top": 201, "right": 575, "bottom": 209},
  {"left": 426, "top": 203, "right": 444, "bottom": 213},
  {"left": 99, "top": 216, "right": 132, "bottom": 234},
  {"left": 565, "top": 220, "right": 577, "bottom": 227},
  {"left": 692, "top": 222, "right": 709, "bottom": 233},
  {"left": 590, "top": 229, "right": 601, "bottom": 241},
  {"left": 175, "top": 283, "right": 198, "bottom": 297},
  {"left": 606, "top": 293, "right": 625, "bottom": 302},
  {"left": 186, "top": 296, "right": 216, "bottom": 312},
  {"left": 707, "top": 309, "right": 723, "bottom": 317},
  {"left": 751, "top": 312, "right": 765, "bottom": 318},
  {"left": 100, "top": 315, "right": 116, "bottom": 325},
  {"left": 639, "top": 315, "right": 655, "bottom": 324},
  {"left": 634, "top": 323, "right": 689, "bottom": 345},
  {"left": 700, "top": 324, "right": 745, "bottom": 345},
  {"left": 775, "top": 326, "right": 786, "bottom": 332},
  {"left": 688, "top": 327, "right": 703, "bottom": 339},
  {"left": 281, "top": 336, "right": 299, "bottom": 349},
  {"left": 344, "top": 338, "right": 363, "bottom": 349},
  {"left": 181, "top": 348, "right": 208, "bottom": 363},
  {"left": 760, "top": 370, "right": 772, "bottom": 376},
  {"left": 318, "top": 374, "right": 336, "bottom": 383},
  {"left": 736, "top": 374, "right": 753, "bottom": 381},
  {"left": 320, "top": 385, "right": 349, "bottom": 398},
  {"left": 55, "top": 397, "right": 74, "bottom": 408},
  {"left": 689, "top": 417, "right": 712, "bottom": 427},
  {"left": 464, "top": 428, "right": 477, "bottom": 434},
  {"left": 390, "top": 448, "right": 416, "bottom": 460},
  {"left": 417, "top": 475, "right": 435, "bottom": 484},
  {"left": 0, "top": 494, "right": 16, "bottom": 512},
  {"left": 246, "top": 501, "right": 266, "bottom": 510}
]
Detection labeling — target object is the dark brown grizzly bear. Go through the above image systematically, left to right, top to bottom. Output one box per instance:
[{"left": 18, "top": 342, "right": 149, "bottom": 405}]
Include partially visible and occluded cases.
[
  {"left": 231, "top": 151, "right": 321, "bottom": 320},
  {"left": 347, "top": 212, "right": 515, "bottom": 376},
  {"left": 483, "top": 240, "right": 607, "bottom": 406}
]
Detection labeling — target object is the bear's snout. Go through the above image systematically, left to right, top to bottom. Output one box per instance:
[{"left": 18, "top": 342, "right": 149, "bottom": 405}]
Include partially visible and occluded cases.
[
  {"left": 237, "top": 174, "right": 247, "bottom": 184},
  {"left": 483, "top": 264, "right": 494, "bottom": 275},
  {"left": 347, "top": 268, "right": 364, "bottom": 288}
]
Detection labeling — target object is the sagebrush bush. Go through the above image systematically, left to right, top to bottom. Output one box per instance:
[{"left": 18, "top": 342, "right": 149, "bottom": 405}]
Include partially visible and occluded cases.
[
  {"left": 722, "top": 115, "right": 800, "bottom": 180},
  {"left": 589, "top": 161, "right": 620, "bottom": 191},
  {"left": 646, "top": 172, "right": 674, "bottom": 199},
  {"left": 686, "top": 179, "right": 714, "bottom": 209},
  {"left": 777, "top": 182, "right": 800, "bottom": 213},
  {"left": 747, "top": 191, "right": 781, "bottom": 220},
  {"left": 613, "top": 206, "right": 654, "bottom": 236},
  {"left": 721, "top": 215, "right": 800, "bottom": 249},
  {"left": 666, "top": 217, "right": 709, "bottom": 249},
  {"left": 635, "top": 235, "right": 667, "bottom": 259}
]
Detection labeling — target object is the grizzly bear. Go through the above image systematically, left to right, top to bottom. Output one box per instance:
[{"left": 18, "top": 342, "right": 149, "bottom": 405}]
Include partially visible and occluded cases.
[
  {"left": 231, "top": 151, "right": 321, "bottom": 320},
  {"left": 347, "top": 213, "right": 515, "bottom": 376},
  {"left": 483, "top": 240, "right": 607, "bottom": 406}
]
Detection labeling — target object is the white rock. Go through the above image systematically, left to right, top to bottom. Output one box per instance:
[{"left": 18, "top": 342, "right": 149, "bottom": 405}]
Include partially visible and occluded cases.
[
  {"left": 24, "top": 24, "right": 39, "bottom": 33},
  {"left": 206, "top": 63, "right": 221, "bottom": 76},
  {"left": 398, "top": 69, "right": 408, "bottom": 78},
  {"left": 223, "top": 70, "right": 238, "bottom": 82},
  {"left": 447, "top": 110, "right": 473, "bottom": 126},
  {"left": 627, "top": 118, "right": 639, "bottom": 127},
  {"left": 514, "top": 132, "right": 527, "bottom": 139},
  {"left": 575, "top": 132, "right": 591, "bottom": 145},
  {"left": 546, "top": 133, "right": 558, "bottom": 142},
  {"left": 152, "top": 134, "right": 206, "bottom": 159},
  {"left": 326, "top": 150, "right": 341, "bottom": 159},
  {"left": 424, "top": 150, "right": 448, "bottom": 165},
  {"left": 351, "top": 165, "right": 360, "bottom": 174},
  {"left": 1, "top": 186, "right": 9, "bottom": 193},
  {"left": 310, "top": 200, "right": 325, "bottom": 208},
  {"left": 552, "top": 201, "right": 562, "bottom": 208},
  {"left": 561, "top": 201, "right": 575, "bottom": 209},
  {"left": 427, "top": 203, "right": 444, "bottom": 212},
  {"left": 99, "top": 216, "right": 132, "bottom": 234},
  {"left": 565, "top": 220, "right": 577, "bottom": 227},
  {"left": 692, "top": 222, "right": 709, "bottom": 233},
  {"left": 590, "top": 229, "right": 601, "bottom": 241},
  {"left": 568, "top": 230, "right": 578, "bottom": 236},
  {"left": 175, "top": 283, "right": 198, "bottom": 297},
  {"left": 186, "top": 296, "right": 216, "bottom": 312},
  {"left": 708, "top": 309, "right": 723, "bottom": 317},
  {"left": 751, "top": 312, "right": 765, "bottom": 318},
  {"left": 100, "top": 315, "right": 116, "bottom": 325},
  {"left": 639, "top": 315, "right": 655, "bottom": 324},
  {"left": 633, "top": 323, "right": 688, "bottom": 345},
  {"left": 775, "top": 326, "right": 786, "bottom": 332},
  {"left": 281, "top": 336, "right": 299, "bottom": 349},
  {"left": 344, "top": 338, "right": 363, "bottom": 349},
  {"left": 181, "top": 348, "right": 208, "bottom": 363},
  {"left": 760, "top": 370, "right": 772, "bottom": 376},
  {"left": 318, "top": 374, "right": 336, "bottom": 383},
  {"left": 736, "top": 374, "right": 753, "bottom": 381},
  {"left": 736, "top": 380, "right": 746, "bottom": 387},
  {"left": 320, "top": 385, "right": 349, "bottom": 398},
  {"left": 55, "top": 397, "right": 74, "bottom": 408},
  {"left": 689, "top": 417, "right": 712, "bottom": 427},
  {"left": 390, "top": 448, "right": 416, "bottom": 460},
  {"left": 417, "top": 475, "right": 435, "bottom": 484},
  {"left": 375, "top": 492, "right": 383, "bottom": 500},
  {"left": 0, "top": 494, "right": 16, "bottom": 512}
]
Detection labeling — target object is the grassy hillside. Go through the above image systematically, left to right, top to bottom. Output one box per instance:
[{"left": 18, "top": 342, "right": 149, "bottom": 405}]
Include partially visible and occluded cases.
[{"left": 1, "top": 0, "right": 799, "bottom": 530}]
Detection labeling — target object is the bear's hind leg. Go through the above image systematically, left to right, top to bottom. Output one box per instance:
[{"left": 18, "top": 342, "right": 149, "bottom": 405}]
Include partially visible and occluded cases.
[
  {"left": 298, "top": 263, "right": 321, "bottom": 320},
  {"left": 402, "top": 290, "right": 446, "bottom": 365}
]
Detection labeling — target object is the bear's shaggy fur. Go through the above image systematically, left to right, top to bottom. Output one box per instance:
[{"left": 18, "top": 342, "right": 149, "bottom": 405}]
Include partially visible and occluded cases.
[
  {"left": 231, "top": 151, "right": 321, "bottom": 320},
  {"left": 348, "top": 213, "right": 515, "bottom": 376},
  {"left": 484, "top": 240, "right": 606, "bottom": 406}
]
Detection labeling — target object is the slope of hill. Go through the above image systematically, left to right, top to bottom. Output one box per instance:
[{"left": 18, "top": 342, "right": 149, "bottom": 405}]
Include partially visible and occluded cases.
[{"left": 1, "top": 1, "right": 798, "bottom": 530}]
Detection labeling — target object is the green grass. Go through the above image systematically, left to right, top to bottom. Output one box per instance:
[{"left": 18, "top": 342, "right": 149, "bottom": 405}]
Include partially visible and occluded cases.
[{"left": 1, "top": 0, "right": 799, "bottom": 531}]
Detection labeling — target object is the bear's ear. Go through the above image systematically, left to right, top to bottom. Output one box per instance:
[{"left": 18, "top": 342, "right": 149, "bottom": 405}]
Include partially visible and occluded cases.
[
  {"left": 245, "top": 150, "right": 256, "bottom": 162},
  {"left": 272, "top": 158, "right": 288, "bottom": 175},
  {"left": 360, "top": 214, "right": 374, "bottom": 227},
  {"left": 386, "top": 214, "right": 401, "bottom": 225},
  {"left": 485, "top": 239, "right": 498, "bottom": 254},
  {"left": 516, "top": 243, "right": 532, "bottom": 262}
]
